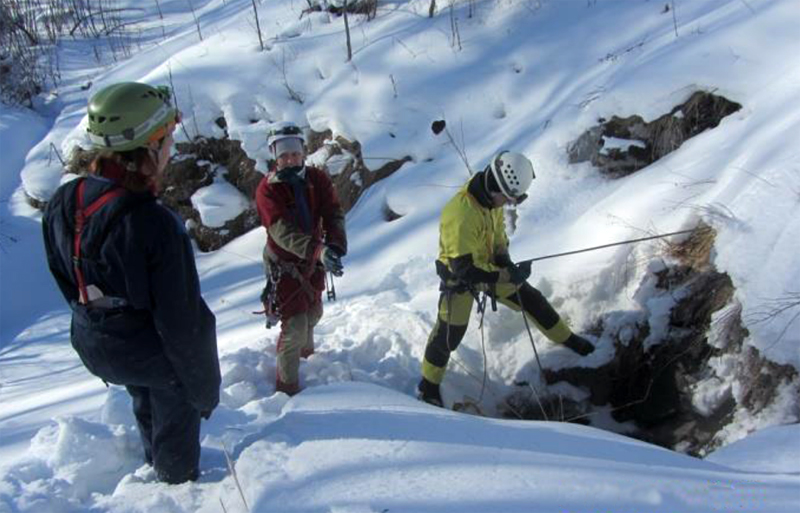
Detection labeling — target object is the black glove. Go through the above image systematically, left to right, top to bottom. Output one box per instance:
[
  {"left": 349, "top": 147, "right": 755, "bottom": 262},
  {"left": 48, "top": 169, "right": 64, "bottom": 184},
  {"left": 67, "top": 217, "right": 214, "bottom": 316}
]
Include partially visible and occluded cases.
[
  {"left": 322, "top": 245, "right": 344, "bottom": 277},
  {"left": 494, "top": 253, "right": 514, "bottom": 268},
  {"left": 507, "top": 261, "right": 532, "bottom": 285},
  {"left": 563, "top": 334, "right": 595, "bottom": 356},
  {"left": 200, "top": 409, "right": 212, "bottom": 420}
]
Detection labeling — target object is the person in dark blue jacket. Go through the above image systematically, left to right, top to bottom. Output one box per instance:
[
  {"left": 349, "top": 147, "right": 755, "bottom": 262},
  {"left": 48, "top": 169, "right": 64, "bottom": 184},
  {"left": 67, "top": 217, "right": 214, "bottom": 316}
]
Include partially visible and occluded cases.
[{"left": 42, "top": 82, "right": 221, "bottom": 484}]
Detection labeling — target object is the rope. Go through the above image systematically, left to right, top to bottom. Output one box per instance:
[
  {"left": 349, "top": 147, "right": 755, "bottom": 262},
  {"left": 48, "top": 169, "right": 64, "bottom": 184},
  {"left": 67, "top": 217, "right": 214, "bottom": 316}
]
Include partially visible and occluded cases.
[
  {"left": 477, "top": 227, "right": 701, "bottom": 421},
  {"left": 518, "top": 228, "right": 697, "bottom": 264},
  {"left": 441, "top": 288, "right": 528, "bottom": 418},
  {"left": 443, "top": 288, "right": 537, "bottom": 420},
  {"left": 514, "top": 288, "right": 550, "bottom": 421},
  {"left": 476, "top": 294, "right": 488, "bottom": 403},
  {"left": 447, "top": 354, "right": 527, "bottom": 419}
]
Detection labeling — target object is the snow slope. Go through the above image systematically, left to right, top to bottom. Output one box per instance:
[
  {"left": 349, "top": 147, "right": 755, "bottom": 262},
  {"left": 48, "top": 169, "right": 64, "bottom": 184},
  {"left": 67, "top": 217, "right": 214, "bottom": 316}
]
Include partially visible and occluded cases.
[{"left": 1, "top": 0, "right": 799, "bottom": 511}]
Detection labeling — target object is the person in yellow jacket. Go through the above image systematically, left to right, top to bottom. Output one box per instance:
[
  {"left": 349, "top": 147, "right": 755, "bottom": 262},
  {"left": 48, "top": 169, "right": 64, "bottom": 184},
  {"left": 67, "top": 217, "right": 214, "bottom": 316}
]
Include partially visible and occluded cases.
[{"left": 418, "top": 151, "right": 595, "bottom": 407}]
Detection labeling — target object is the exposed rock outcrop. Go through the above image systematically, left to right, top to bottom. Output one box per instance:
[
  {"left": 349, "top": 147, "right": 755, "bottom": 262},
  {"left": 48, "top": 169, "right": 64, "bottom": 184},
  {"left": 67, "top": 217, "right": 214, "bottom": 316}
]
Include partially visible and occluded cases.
[
  {"left": 568, "top": 91, "right": 742, "bottom": 177},
  {"left": 31, "top": 115, "right": 410, "bottom": 252},
  {"left": 158, "top": 123, "right": 410, "bottom": 252},
  {"left": 306, "top": 129, "right": 411, "bottom": 213},
  {"left": 160, "top": 135, "right": 261, "bottom": 252},
  {"left": 502, "top": 224, "right": 799, "bottom": 456}
]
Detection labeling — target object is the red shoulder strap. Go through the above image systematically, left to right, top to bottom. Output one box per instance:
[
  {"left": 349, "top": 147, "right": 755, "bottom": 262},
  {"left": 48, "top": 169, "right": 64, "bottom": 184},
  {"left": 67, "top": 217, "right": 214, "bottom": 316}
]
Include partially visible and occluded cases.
[{"left": 73, "top": 179, "right": 126, "bottom": 304}]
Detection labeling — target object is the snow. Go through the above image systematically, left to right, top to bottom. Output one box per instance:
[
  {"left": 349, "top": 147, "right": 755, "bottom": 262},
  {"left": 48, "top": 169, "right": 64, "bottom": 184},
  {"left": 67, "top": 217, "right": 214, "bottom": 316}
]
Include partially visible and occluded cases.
[
  {"left": 2, "top": 0, "right": 800, "bottom": 511},
  {"left": 601, "top": 136, "right": 647, "bottom": 154},
  {"left": 191, "top": 167, "right": 251, "bottom": 228},
  {"left": 3, "top": 382, "right": 798, "bottom": 513},
  {"left": 706, "top": 423, "right": 800, "bottom": 474}
]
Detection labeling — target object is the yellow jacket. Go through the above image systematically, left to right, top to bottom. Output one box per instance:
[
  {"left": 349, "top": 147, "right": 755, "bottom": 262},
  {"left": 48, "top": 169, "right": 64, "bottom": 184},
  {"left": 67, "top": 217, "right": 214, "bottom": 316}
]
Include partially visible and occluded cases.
[{"left": 438, "top": 180, "right": 508, "bottom": 274}]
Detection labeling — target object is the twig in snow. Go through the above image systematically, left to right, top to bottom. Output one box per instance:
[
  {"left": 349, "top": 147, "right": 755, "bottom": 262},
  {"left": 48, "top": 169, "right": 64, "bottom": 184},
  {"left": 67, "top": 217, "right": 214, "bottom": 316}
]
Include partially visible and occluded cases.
[
  {"left": 154, "top": 0, "right": 167, "bottom": 40},
  {"left": 187, "top": 0, "right": 203, "bottom": 41},
  {"left": 251, "top": 0, "right": 265, "bottom": 51},
  {"left": 344, "top": 0, "right": 353, "bottom": 61},
  {"left": 738, "top": 0, "right": 756, "bottom": 14},
  {"left": 671, "top": 1, "right": 678, "bottom": 37},
  {"left": 273, "top": 49, "right": 305, "bottom": 104},
  {"left": 167, "top": 67, "right": 193, "bottom": 142},
  {"left": 442, "top": 119, "right": 472, "bottom": 175},
  {"left": 48, "top": 143, "right": 66, "bottom": 167},
  {"left": 746, "top": 291, "right": 800, "bottom": 345},
  {"left": 222, "top": 441, "right": 250, "bottom": 513}
]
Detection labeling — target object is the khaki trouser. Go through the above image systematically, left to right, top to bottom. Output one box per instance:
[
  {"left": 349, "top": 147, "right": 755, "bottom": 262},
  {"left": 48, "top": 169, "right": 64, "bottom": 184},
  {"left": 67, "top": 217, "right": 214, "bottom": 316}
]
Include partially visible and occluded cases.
[{"left": 276, "top": 300, "right": 323, "bottom": 387}]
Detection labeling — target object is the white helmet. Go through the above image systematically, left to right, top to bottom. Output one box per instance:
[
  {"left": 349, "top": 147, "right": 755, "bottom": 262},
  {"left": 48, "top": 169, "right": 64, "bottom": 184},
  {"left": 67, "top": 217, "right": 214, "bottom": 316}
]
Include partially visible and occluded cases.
[
  {"left": 267, "top": 121, "right": 305, "bottom": 157},
  {"left": 489, "top": 151, "right": 535, "bottom": 200}
]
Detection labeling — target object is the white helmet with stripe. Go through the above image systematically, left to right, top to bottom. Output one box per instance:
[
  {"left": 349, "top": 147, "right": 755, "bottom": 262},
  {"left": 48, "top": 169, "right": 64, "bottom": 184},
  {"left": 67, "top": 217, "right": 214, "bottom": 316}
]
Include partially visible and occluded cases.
[{"left": 267, "top": 122, "right": 305, "bottom": 158}]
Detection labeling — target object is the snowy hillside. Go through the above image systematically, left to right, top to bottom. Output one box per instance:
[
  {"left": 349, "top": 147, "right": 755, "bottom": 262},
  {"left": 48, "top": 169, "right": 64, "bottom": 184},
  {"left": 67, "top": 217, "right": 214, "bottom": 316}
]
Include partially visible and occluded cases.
[{"left": 2, "top": 1, "right": 799, "bottom": 511}]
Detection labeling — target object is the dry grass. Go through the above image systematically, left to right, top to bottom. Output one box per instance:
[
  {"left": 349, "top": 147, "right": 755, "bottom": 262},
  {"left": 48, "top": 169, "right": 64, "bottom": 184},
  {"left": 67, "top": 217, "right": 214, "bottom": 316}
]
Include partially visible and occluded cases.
[{"left": 666, "top": 222, "right": 715, "bottom": 269}]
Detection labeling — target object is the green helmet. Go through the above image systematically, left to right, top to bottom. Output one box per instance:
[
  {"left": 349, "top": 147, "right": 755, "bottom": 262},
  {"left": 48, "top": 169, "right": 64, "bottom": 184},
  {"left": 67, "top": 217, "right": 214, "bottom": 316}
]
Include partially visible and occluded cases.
[{"left": 86, "top": 82, "right": 177, "bottom": 152}]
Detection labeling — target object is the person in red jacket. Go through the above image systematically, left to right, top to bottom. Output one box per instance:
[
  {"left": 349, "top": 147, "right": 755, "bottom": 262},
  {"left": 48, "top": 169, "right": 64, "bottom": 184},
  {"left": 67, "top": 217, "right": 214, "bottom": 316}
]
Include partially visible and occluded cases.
[{"left": 255, "top": 122, "right": 347, "bottom": 395}]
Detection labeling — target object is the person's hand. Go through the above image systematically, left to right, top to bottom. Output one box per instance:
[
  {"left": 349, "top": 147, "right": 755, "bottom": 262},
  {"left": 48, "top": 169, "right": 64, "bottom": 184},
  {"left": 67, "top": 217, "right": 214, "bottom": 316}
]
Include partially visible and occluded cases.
[
  {"left": 321, "top": 245, "right": 344, "bottom": 277},
  {"left": 494, "top": 252, "right": 514, "bottom": 268},
  {"left": 507, "top": 261, "right": 532, "bottom": 285},
  {"left": 200, "top": 409, "right": 212, "bottom": 420}
]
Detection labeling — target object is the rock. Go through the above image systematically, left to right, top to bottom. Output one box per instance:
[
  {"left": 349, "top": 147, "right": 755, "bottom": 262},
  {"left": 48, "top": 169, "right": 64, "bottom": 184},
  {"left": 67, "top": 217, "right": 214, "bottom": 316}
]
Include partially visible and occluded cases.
[
  {"left": 568, "top": 91, "right": 741, "bottom": 177},
  {"left": 158, "top": 122, "right": 410, "bottom": 252},
  {"left": 306, "top": 129, "right": 411, "bottom": 213},
  {"left": 161, "top": 134, "right": 261, "bottom": 252},
  {"left": 508, "top": 224, "right": 798, "bottom": 456}
]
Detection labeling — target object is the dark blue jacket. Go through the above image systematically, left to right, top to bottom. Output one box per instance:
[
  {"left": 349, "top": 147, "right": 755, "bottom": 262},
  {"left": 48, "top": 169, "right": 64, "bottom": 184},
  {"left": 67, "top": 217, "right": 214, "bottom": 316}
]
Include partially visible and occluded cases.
[{"left": 42, "top": 176, "right": 220, "bottom": 413}]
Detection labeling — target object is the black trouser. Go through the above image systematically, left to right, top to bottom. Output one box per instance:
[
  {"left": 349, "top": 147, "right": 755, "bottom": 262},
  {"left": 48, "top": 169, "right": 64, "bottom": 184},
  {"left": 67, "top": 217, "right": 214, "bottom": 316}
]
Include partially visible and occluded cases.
[
  {"left": 422, "top": 281, "right": 571, "bottom": 385},
  {"left": 126, "top": 384, "right": 201, "bottom": 484}
]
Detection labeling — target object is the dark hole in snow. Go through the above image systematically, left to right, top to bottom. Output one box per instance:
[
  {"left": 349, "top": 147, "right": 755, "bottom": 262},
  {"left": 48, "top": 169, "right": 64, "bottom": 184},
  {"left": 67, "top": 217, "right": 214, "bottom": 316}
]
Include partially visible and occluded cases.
[
  {"left": 431, "top": 119, "right": 446, "bottom": 135},
  {"left": 492, "top": 224, "right": 797, "bottom": 456}
]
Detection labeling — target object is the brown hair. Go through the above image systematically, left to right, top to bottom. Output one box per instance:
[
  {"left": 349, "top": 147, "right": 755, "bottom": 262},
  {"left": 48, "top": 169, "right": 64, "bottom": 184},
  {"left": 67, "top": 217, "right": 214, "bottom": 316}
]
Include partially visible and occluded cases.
[{"left": 70, "top": 146, "right": 160, "bottom": 193}]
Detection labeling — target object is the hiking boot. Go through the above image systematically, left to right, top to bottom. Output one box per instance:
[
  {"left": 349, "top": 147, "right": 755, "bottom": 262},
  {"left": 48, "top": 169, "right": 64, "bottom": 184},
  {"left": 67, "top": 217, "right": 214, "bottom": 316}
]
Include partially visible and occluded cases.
[
  {"left": 563, "top": 334, "right": 595, "bottom": 356},
  {"left": 275, "top": 378, "right": 301, "bottom": 396},
  {"left": 417, "top": 378, "right": 444, "bottom": 407},
  {"left": 156, "top": 466, "right": 199, "bottom": 485}
]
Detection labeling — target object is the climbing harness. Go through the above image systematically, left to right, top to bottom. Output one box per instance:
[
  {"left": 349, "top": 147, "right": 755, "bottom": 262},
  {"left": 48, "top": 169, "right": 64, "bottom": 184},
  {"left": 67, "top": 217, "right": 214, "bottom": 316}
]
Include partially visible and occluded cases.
[
  {"left": 71, "top": 178, "right": 137, "bottom": 309},
  {"left": 73, "top": 179, "right": 124, "bottom": 304},
  {"left": 257, "top": 244, "right": 335, "bottom": 328},
  {"left": 435, "top": 260, "right": 495, "bottom": 315},
  {"left": 259, "top": 270, "right": 281, "bottom": 329},
  {"left": 325, "top": 271, "right": 337, "bottom": 302}
]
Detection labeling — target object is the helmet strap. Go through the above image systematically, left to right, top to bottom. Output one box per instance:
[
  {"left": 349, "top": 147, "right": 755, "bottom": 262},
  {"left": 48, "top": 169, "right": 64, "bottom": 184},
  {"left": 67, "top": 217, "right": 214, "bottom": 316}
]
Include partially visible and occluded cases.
[
  {"left": 140, "top": 146, "right": 163, "bottom": 195},
  {"left": 485, "top": 166, "right": 501, "bottom": 194}
]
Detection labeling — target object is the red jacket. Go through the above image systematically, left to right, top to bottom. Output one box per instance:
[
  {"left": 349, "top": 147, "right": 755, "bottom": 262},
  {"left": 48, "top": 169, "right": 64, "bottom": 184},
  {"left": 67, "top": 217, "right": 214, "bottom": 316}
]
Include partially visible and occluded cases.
[{"left": 255, "top": 166, "right": 346, "bottom": 316}]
